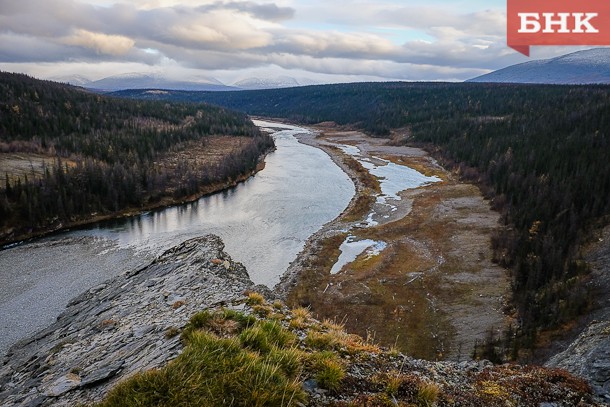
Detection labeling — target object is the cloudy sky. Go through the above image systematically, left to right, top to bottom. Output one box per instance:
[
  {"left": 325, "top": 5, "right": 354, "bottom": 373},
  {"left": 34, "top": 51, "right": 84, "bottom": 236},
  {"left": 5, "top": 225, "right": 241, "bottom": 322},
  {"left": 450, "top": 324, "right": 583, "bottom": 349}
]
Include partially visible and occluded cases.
[{"left": 0, "top": 0, "right": 595, "bottom": 84}]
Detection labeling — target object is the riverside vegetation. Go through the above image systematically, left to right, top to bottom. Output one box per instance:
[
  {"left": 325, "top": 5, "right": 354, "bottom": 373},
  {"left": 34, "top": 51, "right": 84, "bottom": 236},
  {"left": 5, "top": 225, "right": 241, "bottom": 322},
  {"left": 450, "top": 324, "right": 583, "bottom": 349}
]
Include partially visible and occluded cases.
[
  {"left": 0, "top": 72, "right": 274, "bottom": 244},
  {"left": 117, "top": 82, "right": 610, "bottom": 361}
]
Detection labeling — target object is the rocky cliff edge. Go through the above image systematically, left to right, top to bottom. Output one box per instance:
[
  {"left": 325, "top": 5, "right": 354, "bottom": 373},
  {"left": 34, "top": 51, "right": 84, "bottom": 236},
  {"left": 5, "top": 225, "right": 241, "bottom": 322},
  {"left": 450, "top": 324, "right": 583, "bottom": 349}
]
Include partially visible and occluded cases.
[{"left": 0, "top": 235, "right": 258, "bottom": 406}]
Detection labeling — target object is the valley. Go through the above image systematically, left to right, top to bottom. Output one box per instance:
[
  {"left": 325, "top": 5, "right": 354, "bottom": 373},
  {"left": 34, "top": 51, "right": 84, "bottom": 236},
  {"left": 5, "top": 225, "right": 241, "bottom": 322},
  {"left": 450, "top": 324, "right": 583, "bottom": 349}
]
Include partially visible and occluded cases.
[{"left": 280, "top": 125, "right": 511, "bottom": 360}]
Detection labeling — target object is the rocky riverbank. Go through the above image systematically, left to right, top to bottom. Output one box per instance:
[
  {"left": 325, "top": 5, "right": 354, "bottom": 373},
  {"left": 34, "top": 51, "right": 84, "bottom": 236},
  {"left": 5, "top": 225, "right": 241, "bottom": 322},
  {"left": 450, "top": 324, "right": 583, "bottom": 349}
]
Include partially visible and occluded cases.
[{"left": 0, "top": 235, "right": 263, "bottom": 406}]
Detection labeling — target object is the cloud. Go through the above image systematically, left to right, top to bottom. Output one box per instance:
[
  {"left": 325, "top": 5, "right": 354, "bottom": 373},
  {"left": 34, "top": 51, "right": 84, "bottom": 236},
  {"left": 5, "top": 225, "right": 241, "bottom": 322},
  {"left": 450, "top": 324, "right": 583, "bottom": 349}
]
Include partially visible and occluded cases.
[
  {"left": 0, "top": 0, "right": 533, "bottom": 82},
  {"left": 197, "top": 1, "right": 295, "bottom": 22},
  {"left": 166, "top": 9, "right": 274, "bottom": 50},
  {"left": 62, "top": 29, "right": 135, "bottom": 56},
  {"left": 0, "top": 33, "right": 71, "bottom": 63}
]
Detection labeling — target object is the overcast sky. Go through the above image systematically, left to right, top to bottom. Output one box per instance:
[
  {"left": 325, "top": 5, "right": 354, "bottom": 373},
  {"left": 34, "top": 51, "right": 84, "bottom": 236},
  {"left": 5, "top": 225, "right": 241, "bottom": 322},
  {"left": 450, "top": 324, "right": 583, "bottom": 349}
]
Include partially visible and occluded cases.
[{"left": 0, "top": 0, "right": 596, "bottom": 84}]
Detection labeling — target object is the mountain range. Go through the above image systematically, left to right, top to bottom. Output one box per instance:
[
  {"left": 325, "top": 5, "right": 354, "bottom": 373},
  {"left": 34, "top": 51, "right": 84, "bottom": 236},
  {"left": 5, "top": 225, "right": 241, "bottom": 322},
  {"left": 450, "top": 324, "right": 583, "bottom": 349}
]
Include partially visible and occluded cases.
[
  {"left": 50, "top": 48, "right": 610, "bottom": 90},
  {"left": 468, "top": 48, "right": 610, "bottom": 84},
  {"left": 51, "top": 72, "right": 317, "bottom": 91},
  {"left": 233, "top": 76, "right": 318, "bottom": 90}
]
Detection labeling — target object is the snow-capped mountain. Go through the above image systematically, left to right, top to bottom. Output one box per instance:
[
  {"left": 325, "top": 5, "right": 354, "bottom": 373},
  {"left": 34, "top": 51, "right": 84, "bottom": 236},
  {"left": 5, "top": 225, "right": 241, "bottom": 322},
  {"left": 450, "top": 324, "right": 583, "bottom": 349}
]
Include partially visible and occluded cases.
[
  {"left": 468, "top": 48, "right": 610, "bottom": 84},
  {"left": 85, "top": 73, "right": 234, "bottom": 91},
  {"left": 49, "top": 75, "right": 92, "bottom": 87},
  {"left": 233, "top": 76, "right": 317, "bottom": 90}
]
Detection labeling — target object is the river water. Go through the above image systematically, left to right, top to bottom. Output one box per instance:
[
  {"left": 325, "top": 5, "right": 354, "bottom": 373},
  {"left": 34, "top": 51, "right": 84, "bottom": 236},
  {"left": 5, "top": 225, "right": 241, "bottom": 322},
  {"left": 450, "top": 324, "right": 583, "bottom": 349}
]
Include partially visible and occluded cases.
[{"left": 0, "top": 121, "right": 354, "bottom": 356}]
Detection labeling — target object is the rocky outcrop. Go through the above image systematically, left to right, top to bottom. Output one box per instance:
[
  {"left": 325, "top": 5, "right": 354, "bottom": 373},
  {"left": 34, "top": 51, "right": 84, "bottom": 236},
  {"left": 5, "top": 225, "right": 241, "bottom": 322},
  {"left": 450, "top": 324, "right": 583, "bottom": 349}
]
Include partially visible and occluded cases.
[
  {"left": 0, "top": 235, "right": 257, "bottom": 406},
  {"left": 547, "top": 320, "right": 610, "bottom": 403}
]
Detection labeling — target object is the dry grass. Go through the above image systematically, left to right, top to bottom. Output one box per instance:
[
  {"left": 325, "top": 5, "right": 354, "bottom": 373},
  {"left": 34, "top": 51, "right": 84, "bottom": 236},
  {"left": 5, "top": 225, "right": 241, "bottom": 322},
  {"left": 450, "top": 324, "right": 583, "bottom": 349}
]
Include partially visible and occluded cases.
[
  {"left": 158, "top": 136, "right": 253, "bottom": 173},
  {"left": 0, "top": 153, "right": 73, "bottom": 184},
  {"left": 341, "top": 153, "right": 381, "bottom": 193},
  {"left": 379, "top": 155, "right": 446, "bottom": 180},
  {"left": 342, "top": 194, "right": 376, "bottom": 222},
  {"left": 246, "top": 291, "right": 266, "bottom": 305},
  {"left": 289, "top": 307, "right": 313, "bottom": 329}
]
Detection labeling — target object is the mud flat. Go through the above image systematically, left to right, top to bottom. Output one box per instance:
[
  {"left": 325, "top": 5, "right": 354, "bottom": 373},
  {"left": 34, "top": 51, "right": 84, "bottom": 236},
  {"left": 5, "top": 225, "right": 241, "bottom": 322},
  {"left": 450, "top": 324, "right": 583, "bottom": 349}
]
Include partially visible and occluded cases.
[{"left": 278, "top": 125, "right": 512, "bottom": 361}]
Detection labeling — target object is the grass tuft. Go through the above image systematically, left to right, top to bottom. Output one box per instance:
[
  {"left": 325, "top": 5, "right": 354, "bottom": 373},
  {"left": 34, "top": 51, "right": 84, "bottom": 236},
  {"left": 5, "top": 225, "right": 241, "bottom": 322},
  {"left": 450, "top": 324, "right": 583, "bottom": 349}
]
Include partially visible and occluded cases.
[
  {"left": 246, "top": 291, "right": 266, "bottom": 305},
  {"left": 182, "top": 308, "right": 256, "bottom": 340},
  {"left": 240, "top": 320, "right": 297, "bottom": 354},
  {"left": 95, "top": 323, "right": 305, "bottom": 407},
  {"left": 305, "top": 330, "right": 338, "bottom": 350},
  {"left": 315, "top": 358, "right": 345, "bottom": 391},
  {"left": 417, "top": 381, "right": 439, "bottom": 407}
]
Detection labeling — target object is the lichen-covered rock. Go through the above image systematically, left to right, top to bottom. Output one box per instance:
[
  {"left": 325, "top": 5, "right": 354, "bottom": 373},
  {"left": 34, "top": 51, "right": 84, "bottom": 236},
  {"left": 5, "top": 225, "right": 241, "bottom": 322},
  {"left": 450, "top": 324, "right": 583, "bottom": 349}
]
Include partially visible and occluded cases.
[{"left": 0, "top": 235, "right": 255, "bottom": 406}]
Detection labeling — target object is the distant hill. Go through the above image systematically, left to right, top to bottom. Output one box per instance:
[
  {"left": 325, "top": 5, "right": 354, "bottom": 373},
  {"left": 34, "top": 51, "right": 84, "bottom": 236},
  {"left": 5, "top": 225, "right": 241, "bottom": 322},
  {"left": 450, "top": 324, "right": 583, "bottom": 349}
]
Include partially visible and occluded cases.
[
  {"left": 468, "top": 48, "right": 610, "bottom": 84},
  {"left": 46, "top": 72, "right": 320, "bottom": 91},
  {"left": 85, "top": 72, "right": 236, "bottom": 92},
  {"left": 49, "top": 74, "right": 92, "bottom": 87},
  {"left": 232, "top": 76, "right": 318, "bottom": 90}
]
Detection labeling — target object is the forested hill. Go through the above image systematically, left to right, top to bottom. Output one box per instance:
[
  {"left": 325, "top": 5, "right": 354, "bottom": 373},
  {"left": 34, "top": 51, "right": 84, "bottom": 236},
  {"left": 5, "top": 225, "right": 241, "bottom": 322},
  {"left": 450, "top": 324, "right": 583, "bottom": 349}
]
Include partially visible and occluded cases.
[
  {"left": 0, "top": 72, "right": 273, "bottom": 244},
  {"left": 116, "top": 82, "right": 610, "bottom": 359}
]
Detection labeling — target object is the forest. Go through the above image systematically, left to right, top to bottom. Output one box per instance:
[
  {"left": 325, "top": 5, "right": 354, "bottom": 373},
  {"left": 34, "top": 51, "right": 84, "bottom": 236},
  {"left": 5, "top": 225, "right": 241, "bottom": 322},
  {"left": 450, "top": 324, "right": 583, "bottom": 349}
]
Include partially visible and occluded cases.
[
  {"left": 0, "top": 72, "right": 274, "bottom": 244},
  {"left": 115, "top": 82, "right": 610, "bottom": 359}
]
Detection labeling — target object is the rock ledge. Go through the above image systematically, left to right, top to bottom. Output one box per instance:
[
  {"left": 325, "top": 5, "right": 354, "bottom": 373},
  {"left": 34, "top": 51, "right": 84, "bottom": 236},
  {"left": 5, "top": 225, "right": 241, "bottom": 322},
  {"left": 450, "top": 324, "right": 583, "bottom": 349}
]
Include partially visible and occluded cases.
[{"left": 0, "top": 235, "right": 255, "bottom": 406}]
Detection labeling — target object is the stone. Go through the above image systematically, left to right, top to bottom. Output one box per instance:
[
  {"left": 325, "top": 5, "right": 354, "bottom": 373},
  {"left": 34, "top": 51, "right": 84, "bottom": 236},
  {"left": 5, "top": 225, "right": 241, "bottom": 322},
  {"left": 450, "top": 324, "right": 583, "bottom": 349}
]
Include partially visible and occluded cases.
[
  {"left": 0, "top": 235, "right": 255, "bottom": 406},
  {"left": 546, "top": 320, "right": 610, "bottom": 401},
  {"left": 80, "top": 361, "right": 124, "bottom": 388},
  {"left": 44, "top": 373, "right": 81, "bottom": 397}
]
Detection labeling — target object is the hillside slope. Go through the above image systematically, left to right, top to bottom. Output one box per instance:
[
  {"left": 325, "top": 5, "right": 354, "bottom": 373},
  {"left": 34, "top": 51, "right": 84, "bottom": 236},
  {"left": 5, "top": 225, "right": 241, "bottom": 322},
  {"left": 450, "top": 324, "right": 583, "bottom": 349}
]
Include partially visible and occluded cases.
[{"left": 468, "top": 48, "right": 610, "bottom": 84}]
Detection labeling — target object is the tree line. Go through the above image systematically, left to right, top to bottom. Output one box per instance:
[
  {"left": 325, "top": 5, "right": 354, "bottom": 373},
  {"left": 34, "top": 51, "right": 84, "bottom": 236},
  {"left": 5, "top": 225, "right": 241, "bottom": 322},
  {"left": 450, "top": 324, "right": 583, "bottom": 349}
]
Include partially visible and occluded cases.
[{"left": 0, "top": 72, "right": 274, "bottom": 243}]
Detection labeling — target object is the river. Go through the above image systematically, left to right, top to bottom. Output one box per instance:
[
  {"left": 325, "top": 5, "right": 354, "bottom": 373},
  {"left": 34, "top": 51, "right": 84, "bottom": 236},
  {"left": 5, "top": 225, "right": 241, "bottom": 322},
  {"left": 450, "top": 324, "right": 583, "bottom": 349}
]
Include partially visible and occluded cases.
[{"left": 0, "top": 120, "right": 355, "bottom": 356}]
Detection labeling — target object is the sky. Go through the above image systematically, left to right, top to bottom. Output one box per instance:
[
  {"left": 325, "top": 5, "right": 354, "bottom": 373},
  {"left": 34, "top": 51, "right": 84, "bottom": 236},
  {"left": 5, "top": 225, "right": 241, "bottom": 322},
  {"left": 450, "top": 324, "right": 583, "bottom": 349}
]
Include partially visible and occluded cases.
[{"left": 0, "top": 0, "right": 597, "bottom": 85}]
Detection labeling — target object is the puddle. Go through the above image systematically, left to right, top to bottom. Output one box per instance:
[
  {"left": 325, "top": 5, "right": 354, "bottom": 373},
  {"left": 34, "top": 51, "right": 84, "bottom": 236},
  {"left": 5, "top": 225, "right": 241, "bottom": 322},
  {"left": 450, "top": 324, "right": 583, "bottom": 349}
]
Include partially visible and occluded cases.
[
  {"left": 338, "top": 144, "right": 441, "bottom": 227},
  {"left": 360, "top": 157, "right": 441, "bottom": 204},
  {"left": 330, "top": 236, "right": 386, "bottom": 274}
]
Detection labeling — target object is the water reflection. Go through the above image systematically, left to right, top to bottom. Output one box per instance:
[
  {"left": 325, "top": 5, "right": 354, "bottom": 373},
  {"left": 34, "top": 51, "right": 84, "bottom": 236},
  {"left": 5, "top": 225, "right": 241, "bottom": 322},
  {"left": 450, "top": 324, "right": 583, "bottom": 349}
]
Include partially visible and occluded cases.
[
  {"left": 0, "top": 121, "right": 355, "bottom": 356},
  {"left": 65, "top": 122, "right": 355, "bottom": 286}
]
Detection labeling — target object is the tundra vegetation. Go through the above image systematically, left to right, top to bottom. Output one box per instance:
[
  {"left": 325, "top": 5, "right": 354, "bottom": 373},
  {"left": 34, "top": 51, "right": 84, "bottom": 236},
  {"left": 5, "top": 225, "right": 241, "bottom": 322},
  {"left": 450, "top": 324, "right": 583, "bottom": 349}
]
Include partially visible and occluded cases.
[{"left": 92, "top": 295, "right": 600, "bottom": 406}]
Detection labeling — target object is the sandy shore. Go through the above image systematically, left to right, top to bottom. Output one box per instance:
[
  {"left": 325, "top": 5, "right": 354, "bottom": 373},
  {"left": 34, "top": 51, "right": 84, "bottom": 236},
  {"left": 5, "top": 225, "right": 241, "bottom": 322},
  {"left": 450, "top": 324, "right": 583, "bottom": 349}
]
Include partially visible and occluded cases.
[{"left": 278, "top": 124, "right": 512, "bottom": 361}]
